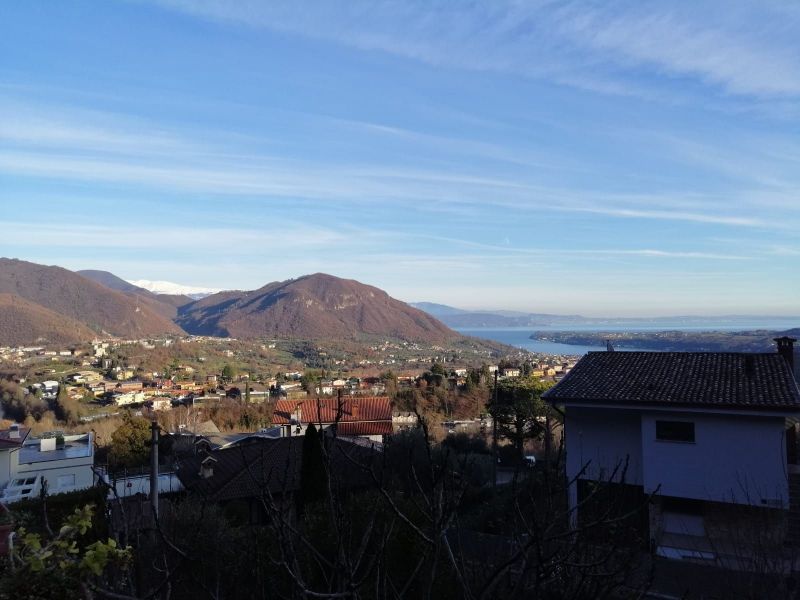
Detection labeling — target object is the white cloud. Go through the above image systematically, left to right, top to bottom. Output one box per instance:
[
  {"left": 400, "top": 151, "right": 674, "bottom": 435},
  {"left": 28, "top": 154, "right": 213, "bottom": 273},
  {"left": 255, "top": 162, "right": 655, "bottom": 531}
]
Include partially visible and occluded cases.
[
  {"left": 149, "top": 0, "right": 800, "bottom": 99},
  {"left": 0, "top": 221, "right": 347, "bottom": 250}
]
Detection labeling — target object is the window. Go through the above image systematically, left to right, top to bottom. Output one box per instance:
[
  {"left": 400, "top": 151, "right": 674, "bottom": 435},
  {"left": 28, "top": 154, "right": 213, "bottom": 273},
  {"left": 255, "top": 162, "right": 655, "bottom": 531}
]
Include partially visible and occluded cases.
[
  {"left": 656, "top": 420, "right": 695, "bottom": 443},
  {"left": 57, "top": 474, "right": 76, "bottom": 490},
  {"left": 12, "top": 477, "right": 36, "bottom": 486}
]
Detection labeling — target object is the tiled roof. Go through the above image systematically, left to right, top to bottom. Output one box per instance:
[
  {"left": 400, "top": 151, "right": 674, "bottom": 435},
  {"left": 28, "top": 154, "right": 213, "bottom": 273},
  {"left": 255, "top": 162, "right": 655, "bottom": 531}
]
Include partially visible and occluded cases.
[
  {"left": 543, "top": 351, "right": 800, "bottom": 410},
  {"left": 272, "top": 396, "right": 392, "bottom": 425},
  {"left": 333, "top": 421, "right": 394, "bottom": 436},
  {"left": 177, "top": 435, "right": 379, "bottom": 502}
]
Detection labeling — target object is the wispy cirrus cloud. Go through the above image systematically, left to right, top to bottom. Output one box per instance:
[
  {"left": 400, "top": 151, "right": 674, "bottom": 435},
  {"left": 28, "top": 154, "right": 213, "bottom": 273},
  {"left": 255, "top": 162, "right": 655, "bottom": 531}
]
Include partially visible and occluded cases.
[
  {"left": 149, "top": 0, "right": 800, "bottom": 100},
  {"left": 7, "top": 95, "right": 800, "bottom": 216}
]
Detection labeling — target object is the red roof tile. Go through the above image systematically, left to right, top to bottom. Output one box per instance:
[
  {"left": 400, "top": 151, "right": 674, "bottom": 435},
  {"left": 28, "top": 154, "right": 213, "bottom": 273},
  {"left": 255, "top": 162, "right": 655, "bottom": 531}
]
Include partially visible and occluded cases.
[
  {"left": 272, "top": 396, "right": 392, "bottom": 425},
  {"left": 334, "top": 421, "right": 393, "bottom": 436}
]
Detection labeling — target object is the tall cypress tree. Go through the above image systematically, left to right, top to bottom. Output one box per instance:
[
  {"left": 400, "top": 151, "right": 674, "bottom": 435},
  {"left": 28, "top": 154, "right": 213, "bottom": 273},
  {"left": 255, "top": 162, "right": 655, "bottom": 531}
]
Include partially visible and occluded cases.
[{"left": 299, "top": 423, "right": 327, "bottom": 511}]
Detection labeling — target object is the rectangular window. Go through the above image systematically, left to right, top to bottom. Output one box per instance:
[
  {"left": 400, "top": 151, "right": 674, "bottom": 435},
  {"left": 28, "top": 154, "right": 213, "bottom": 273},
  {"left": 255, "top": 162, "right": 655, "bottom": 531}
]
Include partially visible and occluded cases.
[
  {"left": 656, "top": 420, "right": 695, "bottom": 443},
  {"left": 57, "top": 474, "right": 76, "bottom": 490}
]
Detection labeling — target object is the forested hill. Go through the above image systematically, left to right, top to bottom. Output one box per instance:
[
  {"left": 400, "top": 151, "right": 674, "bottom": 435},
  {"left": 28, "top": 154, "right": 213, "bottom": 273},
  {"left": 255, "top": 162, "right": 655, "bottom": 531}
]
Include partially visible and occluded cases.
[
  {"left": 0, "top": 258, "right": 184, "bottom": 344},
  {"left": 177, "top": 273, "right": 458, "bottom": 343}
]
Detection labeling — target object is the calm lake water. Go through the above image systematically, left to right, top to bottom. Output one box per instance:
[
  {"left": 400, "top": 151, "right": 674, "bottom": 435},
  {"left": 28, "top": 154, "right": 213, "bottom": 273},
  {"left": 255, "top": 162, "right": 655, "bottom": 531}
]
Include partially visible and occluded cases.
[{"left": 456, "top": 319, "right": 799, "bottom": 357}]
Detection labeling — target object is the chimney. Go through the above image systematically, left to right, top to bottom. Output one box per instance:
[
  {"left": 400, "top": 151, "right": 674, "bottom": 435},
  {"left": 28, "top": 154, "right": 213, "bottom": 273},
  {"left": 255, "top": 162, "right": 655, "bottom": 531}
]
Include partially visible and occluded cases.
[
  {"left": 775, "top": 336, "right": 796, "bottom": 374},
  {"left": 9, "top": 423, "right": 19, "bottom": 439},
  {"left": 200, "top": 456, "right": 216, "bottom": 479}
]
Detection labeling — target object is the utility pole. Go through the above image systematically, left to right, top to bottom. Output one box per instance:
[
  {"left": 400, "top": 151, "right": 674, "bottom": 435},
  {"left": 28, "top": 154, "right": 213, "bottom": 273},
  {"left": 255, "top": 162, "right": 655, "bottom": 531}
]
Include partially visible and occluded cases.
[
  {"left": 492, "top": 370, "right": 498, "bottom": 489},
  {"left": 150, "top": 420, "right": 159, "bottom": 519}
]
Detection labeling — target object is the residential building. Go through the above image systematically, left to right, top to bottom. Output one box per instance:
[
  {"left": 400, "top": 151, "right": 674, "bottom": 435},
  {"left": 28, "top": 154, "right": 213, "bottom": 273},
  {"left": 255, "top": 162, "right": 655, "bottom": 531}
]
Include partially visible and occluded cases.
[
  {"left": 543, "top": 337, "right": 800, "bottom": 562},
  {"left": 41, "top": 380, "right": 59, "bottom": 398},
  {"left": 113, "top": 381, "right": 144, "bottom": 394},
  {"left": 113, "top": 391, "right": 145, "bottom": 406},
  {"left": 272, "top": 396, "right": 393, "bottom": 442},
  {"left": 150, "top": 397, "right": 173, "bottom": 411},
  {"left": 392, "top": 411, "right": 419, "bottom": 432},
  {"left": 0, "top": 425, "right": 95, "bottom": 503},
  {"left": 175, "top": 435, "right": 379, "bottom": 523}
]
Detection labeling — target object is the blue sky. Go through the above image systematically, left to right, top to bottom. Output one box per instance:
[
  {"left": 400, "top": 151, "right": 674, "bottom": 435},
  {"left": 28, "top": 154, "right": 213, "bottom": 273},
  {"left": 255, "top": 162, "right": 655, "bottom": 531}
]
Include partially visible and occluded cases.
[{"left": 1, "top": 1, "right": 799, "bottom": 316}]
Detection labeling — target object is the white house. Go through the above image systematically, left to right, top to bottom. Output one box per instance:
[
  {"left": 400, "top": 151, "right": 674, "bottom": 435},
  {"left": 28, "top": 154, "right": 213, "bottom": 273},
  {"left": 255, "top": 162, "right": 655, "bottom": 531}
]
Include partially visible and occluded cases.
[
  {"left": 544, "top": 337, "right": 800, "bottom": 561},
  {"left": 500, "top": 368, "right": 521, "bottom": 378},
  {"left": 41, "top": 380, "right": 59, "bottom": 398},
  {"left": 316, "top": 381, "right": 335, "bottom": 395},
  {"left": 113, "top": 391, "right": 145, "bottom": 406},
  {"left": 151, "top": 397, "right": 173, "bottom": 411},
  {"left": 0, "top": 425, "right": 96, "bottom": 503}
]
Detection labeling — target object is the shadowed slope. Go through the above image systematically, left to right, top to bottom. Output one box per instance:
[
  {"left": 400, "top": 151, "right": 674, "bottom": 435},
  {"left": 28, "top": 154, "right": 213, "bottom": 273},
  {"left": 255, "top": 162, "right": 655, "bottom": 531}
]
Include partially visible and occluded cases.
[{"left": 178, "top": 273, "right": 456, "bottom": 342}]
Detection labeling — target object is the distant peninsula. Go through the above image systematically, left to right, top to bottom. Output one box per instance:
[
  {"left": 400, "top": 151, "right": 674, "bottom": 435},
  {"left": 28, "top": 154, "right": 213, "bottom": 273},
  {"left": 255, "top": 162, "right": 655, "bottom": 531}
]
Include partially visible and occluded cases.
[{"left": 530, "top": 329, "right": 800, "bottom": 353}]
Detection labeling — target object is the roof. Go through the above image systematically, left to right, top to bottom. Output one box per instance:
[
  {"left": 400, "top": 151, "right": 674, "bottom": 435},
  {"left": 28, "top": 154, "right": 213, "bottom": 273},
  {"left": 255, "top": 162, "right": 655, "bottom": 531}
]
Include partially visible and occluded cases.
[
  {"left": 542, "top": 351, "right": 800, "bottom": 411},
  {"left": 272, "top": 396, "right": 392, "bottom": 425},
  {"left": 194, "top": 420, "right": 220, "bottom": 434},
  {"left": 333, "top": 421, "right": 393, "bottom": 436},
  {"left": 0, "top": 426, "right": 30, "bottom": 449},
  {"left": 19, "top": 433, "right": 93, "bottom": 464},
  {"left": 177, "top": 435, "right": 379, "bottom": 502}
]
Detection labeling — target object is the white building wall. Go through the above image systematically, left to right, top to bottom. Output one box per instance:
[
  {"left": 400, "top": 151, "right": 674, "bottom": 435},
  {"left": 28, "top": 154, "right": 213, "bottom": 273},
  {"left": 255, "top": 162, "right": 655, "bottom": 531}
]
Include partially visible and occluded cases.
[
  {"left": 565, "top": 408, "right": 643, "bottom": 486},
  {"left": 640, "top": 412, "right": 788, "bottom": 507},
  {"left": 0, "top": 450, "right": 13, "bottom": 487},
  {"left": 17, "top": 456, "right": 95, "bottom": 494}
]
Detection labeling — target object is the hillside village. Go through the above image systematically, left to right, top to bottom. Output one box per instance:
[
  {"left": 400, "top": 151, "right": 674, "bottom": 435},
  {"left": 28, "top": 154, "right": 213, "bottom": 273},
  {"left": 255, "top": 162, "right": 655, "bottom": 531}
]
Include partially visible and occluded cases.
[
  {"left": 4, "top": 2, "right": 799, "bottom": 595},
  {"left": 3, "top": 264, "right": 800, "bottom": 598},
  {"left": 2, "top": 329, "right": 799, "bottom": 598},
  {"left": 0, "top": 334, "right": 577, "bottom": 423}
]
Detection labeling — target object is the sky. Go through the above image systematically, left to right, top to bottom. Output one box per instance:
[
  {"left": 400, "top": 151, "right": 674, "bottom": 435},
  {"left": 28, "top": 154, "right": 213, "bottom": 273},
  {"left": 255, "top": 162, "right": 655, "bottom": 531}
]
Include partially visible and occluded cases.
[{"left": 1, "top": 1, "right": 799, "bottom": 316}]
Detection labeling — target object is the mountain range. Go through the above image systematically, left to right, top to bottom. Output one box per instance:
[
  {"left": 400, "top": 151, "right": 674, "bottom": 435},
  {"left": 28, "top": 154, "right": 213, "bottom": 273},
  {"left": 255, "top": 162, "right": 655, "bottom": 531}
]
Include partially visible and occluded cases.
[
  {"left": 0, "top": 259, "right": 457, "bottom": 346},
  {"left": 127, "top": 279, "right": 218, "bottom": 299},
  {"left": 410, "top": 302, "right": 800, "bottom": 330},
  {"left": 410, "top": 303, "right": 585, "bottom": 328}
]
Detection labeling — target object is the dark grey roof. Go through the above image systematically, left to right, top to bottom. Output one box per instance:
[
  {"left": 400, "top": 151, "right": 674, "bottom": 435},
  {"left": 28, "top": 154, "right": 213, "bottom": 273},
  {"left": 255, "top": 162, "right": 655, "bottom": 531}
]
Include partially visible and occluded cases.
[
  {"left": 543, "top": 351, "right": 800, "bottom": 410},
  {"left": 177, "top": 436, "right": 379, "bottom": 502}
]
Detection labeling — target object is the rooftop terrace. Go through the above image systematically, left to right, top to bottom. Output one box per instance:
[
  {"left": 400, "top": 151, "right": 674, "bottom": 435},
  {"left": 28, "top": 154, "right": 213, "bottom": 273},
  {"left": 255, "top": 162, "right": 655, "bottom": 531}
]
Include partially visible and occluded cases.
[{"left": 19, "top": 433, "right": 94, "bottom": 464}]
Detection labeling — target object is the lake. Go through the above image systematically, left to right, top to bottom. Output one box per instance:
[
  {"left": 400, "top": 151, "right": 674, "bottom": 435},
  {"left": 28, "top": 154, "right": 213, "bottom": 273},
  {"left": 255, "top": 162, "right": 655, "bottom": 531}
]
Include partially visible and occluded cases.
[
  {"left": 456, "top": 319, "right": 799, "bottom": 356},
  {"left": 456, "top": 328, "right": 607, "bottom": 355}
]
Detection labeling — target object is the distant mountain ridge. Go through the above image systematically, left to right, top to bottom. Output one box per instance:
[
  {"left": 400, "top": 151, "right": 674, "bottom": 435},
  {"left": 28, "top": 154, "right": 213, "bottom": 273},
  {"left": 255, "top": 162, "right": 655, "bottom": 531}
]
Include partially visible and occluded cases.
[
  {"left": 0, "top": 259, "right": 183, "bottom": 344},
  {"left": 0, "top": 260, "right": 458, "bottom": 346},
  {"left": 78, "top": 270, "right": 193, "bottom": 319},
  {"left": 177, "top": 273, "right": 456, "bottom": 342},
  {"left": 128, "top": 279, "right": 218, "bottom": 299},
  {"left": 410, "top": 302, "right": 579, "bottom": 328},
  {"left": 411, "top": 302, "right": 800, "bottom": 330}
]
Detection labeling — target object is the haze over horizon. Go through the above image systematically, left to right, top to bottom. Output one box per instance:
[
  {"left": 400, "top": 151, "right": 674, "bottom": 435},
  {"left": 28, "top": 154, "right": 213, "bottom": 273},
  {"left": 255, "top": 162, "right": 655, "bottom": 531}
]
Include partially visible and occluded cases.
[{"left": 2, "top": 2, "right": 799, "bottom": 316}]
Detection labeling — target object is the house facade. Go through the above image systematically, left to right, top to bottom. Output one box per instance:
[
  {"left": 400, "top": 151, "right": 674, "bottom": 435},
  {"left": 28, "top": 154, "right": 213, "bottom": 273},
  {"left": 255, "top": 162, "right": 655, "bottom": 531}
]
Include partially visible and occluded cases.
[
  {"left": 543, "top": 338, "right": 800, "bottom": 561},
  {"left": 0, "top": 425, "right": 96, "bottom": 503}
]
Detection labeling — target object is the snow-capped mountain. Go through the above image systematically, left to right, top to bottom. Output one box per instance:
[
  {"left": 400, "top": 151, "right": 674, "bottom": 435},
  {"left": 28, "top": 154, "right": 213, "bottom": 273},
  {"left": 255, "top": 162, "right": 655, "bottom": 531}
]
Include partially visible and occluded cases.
[{"left": 127, "top": 279, "right": 218, "bottom": 299}]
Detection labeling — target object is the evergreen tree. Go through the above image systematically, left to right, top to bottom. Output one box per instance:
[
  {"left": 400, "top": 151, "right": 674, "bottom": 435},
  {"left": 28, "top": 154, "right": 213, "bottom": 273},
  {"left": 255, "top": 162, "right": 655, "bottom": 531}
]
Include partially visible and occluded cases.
[
  {"left": 109, "top": 414, "right": 151, "bottom": 469},
  {"left": 299, "top": 423, "right": 327, "bottom": 510}
]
